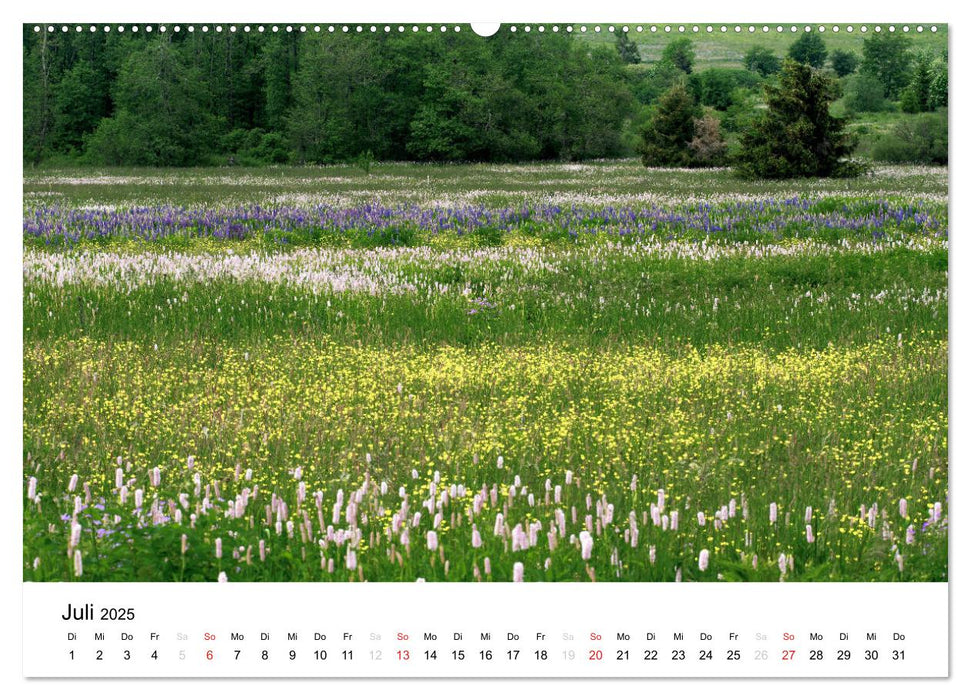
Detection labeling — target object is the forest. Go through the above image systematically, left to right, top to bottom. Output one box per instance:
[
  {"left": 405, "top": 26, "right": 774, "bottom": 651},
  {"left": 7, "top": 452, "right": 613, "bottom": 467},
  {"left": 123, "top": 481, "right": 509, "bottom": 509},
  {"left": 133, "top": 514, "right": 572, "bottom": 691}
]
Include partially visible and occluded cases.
[{"left": 22, "top": 25, "right": 948, "bottom": 167}]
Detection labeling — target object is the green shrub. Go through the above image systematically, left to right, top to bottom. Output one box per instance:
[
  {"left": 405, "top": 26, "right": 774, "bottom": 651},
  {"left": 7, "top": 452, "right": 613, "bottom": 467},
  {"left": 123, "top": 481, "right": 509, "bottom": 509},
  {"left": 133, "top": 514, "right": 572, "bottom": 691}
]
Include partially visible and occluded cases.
[
  {"left": 845, "top": 74, "right": 891, "bottom": 113},
  {"left": 871, "top": 111, "right": 947, "bottom": 165}
]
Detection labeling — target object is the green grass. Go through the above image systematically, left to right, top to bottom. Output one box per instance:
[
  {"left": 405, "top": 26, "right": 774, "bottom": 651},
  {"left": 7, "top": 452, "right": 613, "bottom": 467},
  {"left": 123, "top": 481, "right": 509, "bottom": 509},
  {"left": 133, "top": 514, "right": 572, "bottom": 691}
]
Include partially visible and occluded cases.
[
  {"left": 578, "top": 23, "right": 947, "bottom": 69},
  {"left": 23, "top": 163, "right": 948, "bottom": 583}
]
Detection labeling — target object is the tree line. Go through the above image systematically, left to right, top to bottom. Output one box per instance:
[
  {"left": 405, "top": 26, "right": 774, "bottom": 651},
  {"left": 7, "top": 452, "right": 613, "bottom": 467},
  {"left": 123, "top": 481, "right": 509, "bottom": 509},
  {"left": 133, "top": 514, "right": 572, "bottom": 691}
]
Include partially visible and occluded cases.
[
  {"left": 23, "top": 26, "right": 947, "bottom": 172},
  {"left": 23, "top": 28, "right": 632, "bottom": 166}
]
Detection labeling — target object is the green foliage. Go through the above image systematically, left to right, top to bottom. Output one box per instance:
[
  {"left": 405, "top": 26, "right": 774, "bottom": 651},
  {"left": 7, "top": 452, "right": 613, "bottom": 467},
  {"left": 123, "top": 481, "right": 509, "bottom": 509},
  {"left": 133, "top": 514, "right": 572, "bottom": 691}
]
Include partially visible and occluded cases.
[
  {"left": 24, "top": 29, "right": 634, "bottom": 166},
  {"left": 614, "top": 29, "right": 641, "bottom": 64},
  {"left": 788, "top": 32, "right": 828, "bottom": 68},
  {"left": 861, "top": 32, "right": 913, "bottom": 100},
  {"left": 287, "top": 34, "right": 391, "bottom": 163},
  {"left": 662, "top": 37, "right": 695, "bottom": 73},
  {"left": 84, "top": 41, "right": 219, "bottom": 166},
  {"left": 743, "top": 46, "right": 781, "bottom": 77},
  {"left": 829, "top": 49, "right": 860, "bottom": 77},
  {"left": 928, "top": 50, "right": 948, "bottom": 109},
  {"left": 900, "top": 51, "right": 934, "bottom": 113},
  {"left": 631, "top": 59, "right": 684, "bottom": 104},
  {"left": 735, "top": 59, "right": 862, "bottom": 179},
  {"left": 688, "top": 68, "right": 759, "bottom": 111},
  {"left": 845, "top": 74, "right": 892, "bottom": 113},
  {"left": 637, "top": 84, "right": 702, "bottom": 167},
  {"left": 721, "top": 88, "right": 760, "bottom": 132},
  {"left": 871, "top": 110, "right": 947, "bottom": 165},
  {"left": 221, "top": 128, "right": 289, "bottom": 165}
]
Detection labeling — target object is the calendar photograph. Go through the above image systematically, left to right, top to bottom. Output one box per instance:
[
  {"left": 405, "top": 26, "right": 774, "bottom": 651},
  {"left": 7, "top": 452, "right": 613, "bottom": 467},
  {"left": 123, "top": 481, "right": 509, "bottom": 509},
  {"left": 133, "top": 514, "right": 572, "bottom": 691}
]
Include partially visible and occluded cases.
[{"left": 22, "top": 21, "right": 948, "bottom": 589}]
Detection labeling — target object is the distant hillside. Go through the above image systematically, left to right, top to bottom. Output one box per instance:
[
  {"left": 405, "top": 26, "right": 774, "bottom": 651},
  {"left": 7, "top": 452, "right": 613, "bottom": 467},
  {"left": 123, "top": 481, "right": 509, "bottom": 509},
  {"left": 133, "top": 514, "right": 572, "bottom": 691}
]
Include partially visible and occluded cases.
[{"left": 578, "top": 24, "right": 948, "bottom": 69}]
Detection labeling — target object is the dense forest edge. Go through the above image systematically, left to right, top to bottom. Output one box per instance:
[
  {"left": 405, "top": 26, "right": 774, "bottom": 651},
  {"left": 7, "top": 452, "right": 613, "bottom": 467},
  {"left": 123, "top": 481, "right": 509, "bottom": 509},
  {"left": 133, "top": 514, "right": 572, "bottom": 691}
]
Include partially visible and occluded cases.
[{"left": 23, "top": 25, "right": 948, "bottom": 169}]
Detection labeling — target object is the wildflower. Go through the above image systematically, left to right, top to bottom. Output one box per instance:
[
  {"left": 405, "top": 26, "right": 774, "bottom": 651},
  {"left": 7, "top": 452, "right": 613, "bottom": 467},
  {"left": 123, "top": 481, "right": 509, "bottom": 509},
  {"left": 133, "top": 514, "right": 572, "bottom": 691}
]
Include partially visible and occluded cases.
[
  {"left": 67, "top": 474, "right": 78, "bottom": 492},
  {"left": 27, "top": 477, "right": 37, "bottom": 500},
  {"left": 899, "top": 498, "right": 908, "bottom": 519},
  {"left": 769, "top": 502, "right": 778, "bottom": 524},
  {"left": 806, "top": 525, "right": 814, "bottom": 544},
  {"left": 426, "top": 530, "right": 438, "bottom": 551},
  {"left": 579, "top": 531, "right": 593, "bottom": 560},
  {"left": 215, "top": 538, "right": 222, "bottom": 558},
  {"left": 698, "top": 549, "right": 710, "bottom": 572},
  {"left": 73, "top": 550, "right": 83, "bottom": 577},
  {"left": 513, "top": 562, "right": 524, "bottom": 582},
  {"left": 217, "top": 572, "right": 228, "bottom": 583}
]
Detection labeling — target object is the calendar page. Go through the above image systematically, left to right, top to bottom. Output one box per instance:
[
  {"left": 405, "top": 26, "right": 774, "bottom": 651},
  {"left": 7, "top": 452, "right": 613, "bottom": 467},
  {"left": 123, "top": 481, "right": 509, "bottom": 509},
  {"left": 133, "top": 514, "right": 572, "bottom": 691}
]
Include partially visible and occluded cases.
[{"left": 15, "top": 0, "right": 955, "bottom": 692}]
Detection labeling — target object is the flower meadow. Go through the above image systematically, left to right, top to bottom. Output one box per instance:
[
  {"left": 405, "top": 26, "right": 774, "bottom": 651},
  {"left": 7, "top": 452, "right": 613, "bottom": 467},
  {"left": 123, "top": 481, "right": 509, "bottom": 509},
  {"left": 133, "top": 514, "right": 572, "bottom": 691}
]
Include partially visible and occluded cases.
[{"left": 23, "top": 162, "right": 948, "bottom": 582}]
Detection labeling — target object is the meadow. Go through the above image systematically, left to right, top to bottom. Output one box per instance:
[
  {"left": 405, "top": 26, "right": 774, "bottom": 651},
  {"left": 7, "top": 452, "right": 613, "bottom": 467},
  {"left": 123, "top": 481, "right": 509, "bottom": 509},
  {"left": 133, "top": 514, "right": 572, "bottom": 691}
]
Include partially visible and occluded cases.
[{"left": 23, "top": 161, "right": 948, "bottom": 582}]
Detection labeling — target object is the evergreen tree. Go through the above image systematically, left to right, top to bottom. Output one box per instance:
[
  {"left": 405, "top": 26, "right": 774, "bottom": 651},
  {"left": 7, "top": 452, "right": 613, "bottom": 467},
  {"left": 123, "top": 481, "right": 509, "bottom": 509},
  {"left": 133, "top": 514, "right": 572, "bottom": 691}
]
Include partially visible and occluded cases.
[
  {"left": 614, "top": 29, "right": 640, "bottom": 65},
  {"left": 788, "top": 33, "right": 828, "bottom": 68},
  {"left": 900, "top": 51, "right": 933, "bottom": 113},
  {"left": 735, "top": 59, "right": 861, "bottom": 179},
  {"left": 637, "top": 83, "right": 702, "bottom": 167}
]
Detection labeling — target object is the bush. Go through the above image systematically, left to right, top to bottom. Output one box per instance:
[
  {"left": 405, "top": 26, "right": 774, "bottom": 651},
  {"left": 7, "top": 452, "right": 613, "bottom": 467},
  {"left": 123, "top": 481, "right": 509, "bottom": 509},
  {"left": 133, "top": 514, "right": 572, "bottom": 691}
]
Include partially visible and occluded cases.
[
  {"left": 662, "top": 38, "right": 695, "bottom": 74},
  {"left": 744, "top": 46, "right": 782, "bottom": 77},
  {"left": 830, "top": 50, "right": 860, "bottom": 77},
  {"left": 688, "top": 69, "right": 760, "bottom": 111},
  {"left": 845, "top": 74, "right": 891, "bottom": 113},
  {"left": 871, "top": 111, "right": 947, "bottom": 165},
  {"left": 688, "top": 114, "right": 728, "bottom": 165},
  {"left": 220, "top": 128, "right": 290, "bottom": 165}
]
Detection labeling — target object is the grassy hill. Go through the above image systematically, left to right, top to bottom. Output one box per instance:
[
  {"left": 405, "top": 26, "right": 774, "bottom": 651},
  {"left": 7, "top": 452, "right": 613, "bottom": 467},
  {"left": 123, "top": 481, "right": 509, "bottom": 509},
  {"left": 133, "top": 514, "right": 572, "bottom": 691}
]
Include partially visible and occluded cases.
[{"left": 577, "top": 23, "right": 947, "bottom": 69}]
